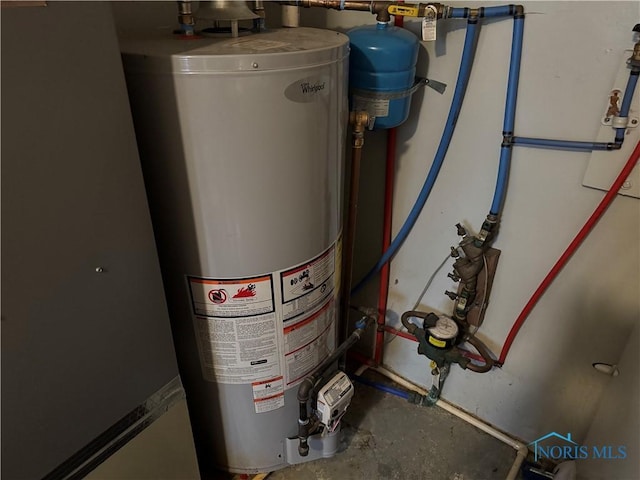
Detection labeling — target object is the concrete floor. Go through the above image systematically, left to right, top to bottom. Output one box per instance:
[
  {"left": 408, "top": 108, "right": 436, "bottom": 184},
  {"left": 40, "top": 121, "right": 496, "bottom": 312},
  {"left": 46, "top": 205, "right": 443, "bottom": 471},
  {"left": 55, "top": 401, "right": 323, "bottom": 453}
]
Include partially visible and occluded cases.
[
  {"left": 89, "top": 372, "right": 521, "bottom": 480},
  {"left": 267, "top": 378, "right": 518, "bottom": 480}
]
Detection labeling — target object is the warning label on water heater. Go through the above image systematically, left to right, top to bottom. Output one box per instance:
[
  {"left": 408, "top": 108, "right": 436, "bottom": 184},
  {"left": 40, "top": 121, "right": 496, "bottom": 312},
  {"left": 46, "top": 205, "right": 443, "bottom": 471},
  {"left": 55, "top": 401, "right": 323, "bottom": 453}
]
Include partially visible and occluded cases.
[
  {"left": 187, "top": 237, "right": 341, "bottom": 413},
  {"left": 279, "top": 243, "right": 336, "bottom": 321},
  {"left": 188, "top": 275, "right": 281, "bottom": 384},
  {"left": 189, "top": 276, "right": 275, "bottom": 318},
  {"left": 283, "top": 296, "right": 336, "bottom": 388},
  {"left": 252, "top": 376, "right": 285, "bottom": 413}
]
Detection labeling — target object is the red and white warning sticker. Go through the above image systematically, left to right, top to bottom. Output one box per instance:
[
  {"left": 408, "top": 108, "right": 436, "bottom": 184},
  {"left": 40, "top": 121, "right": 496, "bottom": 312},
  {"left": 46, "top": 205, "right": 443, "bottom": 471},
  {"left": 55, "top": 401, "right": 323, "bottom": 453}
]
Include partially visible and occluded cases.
[
  {"left": 187, "top": 236, "right": 341, "bottom": 409},
  {"left": 280, "top": 243, "right": 336, "bottom": 321},
  {"left": 188, "top": 274, "right": 281, "bottom": 385},
  {"left": 188, "top": 275, "right": 275, "bottom": 318},
  {"left": 252, "top": 376, "right": 285, "bottom": 413}
]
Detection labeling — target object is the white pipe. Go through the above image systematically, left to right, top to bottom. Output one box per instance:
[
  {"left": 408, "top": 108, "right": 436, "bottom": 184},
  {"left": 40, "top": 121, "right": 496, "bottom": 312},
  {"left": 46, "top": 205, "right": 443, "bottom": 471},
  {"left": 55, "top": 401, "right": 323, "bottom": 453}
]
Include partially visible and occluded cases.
[
  {"left": 360, "top": 365, "right": 528, "bottom": 480},
  {"left": 373, "top": 366, "right": 428, "bottom": 396}
]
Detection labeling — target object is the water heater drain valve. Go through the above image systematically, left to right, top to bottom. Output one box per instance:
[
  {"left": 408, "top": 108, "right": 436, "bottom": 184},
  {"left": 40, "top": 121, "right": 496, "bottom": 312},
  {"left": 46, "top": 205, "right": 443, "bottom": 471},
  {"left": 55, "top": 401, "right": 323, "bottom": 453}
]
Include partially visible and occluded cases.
[{"left": 315, "top": 371, "right": 354, "bottom": 433}]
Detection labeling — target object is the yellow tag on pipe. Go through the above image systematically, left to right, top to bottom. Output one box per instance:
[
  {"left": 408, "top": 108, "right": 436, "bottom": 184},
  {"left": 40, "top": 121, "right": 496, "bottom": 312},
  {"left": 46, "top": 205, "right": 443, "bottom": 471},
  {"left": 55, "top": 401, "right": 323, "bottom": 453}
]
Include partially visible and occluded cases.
[
  {"left": 388, "top": 4, "right": 420, "bottom": 17},
  {"left": 428, "top": 336, "right": 447, "bottom": 348}
]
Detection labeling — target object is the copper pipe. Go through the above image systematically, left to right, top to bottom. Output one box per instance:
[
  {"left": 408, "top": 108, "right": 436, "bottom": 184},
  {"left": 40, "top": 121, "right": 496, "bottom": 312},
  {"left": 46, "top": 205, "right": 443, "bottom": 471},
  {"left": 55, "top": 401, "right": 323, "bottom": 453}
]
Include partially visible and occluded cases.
[
  {"left": 286, "top": 0, "right": 369, "bottom": 10},
  {"left": 344, "top": 0, "right": 375, "bottom": 11},
  {"left": 281, "top": 1, "right": 449, "bottom": 20},
  {"left": 340, "top": 112, "right": 369, "bottom": 343},
  {"left": 464, "top": 335, "right": 494, "bottom": 373}
]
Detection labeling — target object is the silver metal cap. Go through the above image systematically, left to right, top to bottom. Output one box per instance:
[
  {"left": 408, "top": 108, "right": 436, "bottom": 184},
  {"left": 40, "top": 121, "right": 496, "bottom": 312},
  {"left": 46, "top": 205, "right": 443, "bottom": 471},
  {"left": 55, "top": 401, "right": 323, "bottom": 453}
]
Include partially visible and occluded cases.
[{"left": 196, "top": 1, "right": 259, "bottom": 21}]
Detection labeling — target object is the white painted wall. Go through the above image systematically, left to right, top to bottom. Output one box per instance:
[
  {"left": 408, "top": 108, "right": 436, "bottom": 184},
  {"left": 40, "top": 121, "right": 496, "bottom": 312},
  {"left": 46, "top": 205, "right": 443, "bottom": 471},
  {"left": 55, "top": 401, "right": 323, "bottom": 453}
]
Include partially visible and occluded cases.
[
  {"left": 111, "top": 0, "right": 640, "bottom": 458},
  {"left": 292, "top": 0, "right": 640, "bottom": 447},
  {"left": 578, "top": 322, "right": 639, "bottom": 480}
]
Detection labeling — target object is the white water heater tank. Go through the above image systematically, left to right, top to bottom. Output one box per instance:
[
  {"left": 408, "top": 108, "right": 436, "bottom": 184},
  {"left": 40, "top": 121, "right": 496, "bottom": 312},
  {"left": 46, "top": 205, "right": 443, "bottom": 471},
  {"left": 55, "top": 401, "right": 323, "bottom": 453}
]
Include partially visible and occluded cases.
[{"left": 120, "top": 28, "right": 349, "bottom": 474}]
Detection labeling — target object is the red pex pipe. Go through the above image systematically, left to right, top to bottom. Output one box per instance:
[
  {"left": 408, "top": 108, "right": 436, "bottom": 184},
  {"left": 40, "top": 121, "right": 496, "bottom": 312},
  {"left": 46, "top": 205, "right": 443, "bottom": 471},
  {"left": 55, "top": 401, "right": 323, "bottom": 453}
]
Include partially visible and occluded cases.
[
  {"left": 373, "top": 3, "right": 405, "bottom": 366},
  {"left": 374, "top": 128, "right": 398, "bottom": 364},
  {"left": 498, "top": 140, "right": 640, "bottom": 365},
  {"left": 383, "top": 324, "right": 414, "bottom": 341}
]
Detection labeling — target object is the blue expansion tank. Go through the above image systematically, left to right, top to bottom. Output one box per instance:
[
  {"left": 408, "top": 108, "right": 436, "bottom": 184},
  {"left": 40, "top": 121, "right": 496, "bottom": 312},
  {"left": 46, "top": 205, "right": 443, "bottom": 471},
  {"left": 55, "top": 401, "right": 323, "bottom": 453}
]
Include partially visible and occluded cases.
[{"left": 347, "top": 22, "right": 419, "bottom": 130}]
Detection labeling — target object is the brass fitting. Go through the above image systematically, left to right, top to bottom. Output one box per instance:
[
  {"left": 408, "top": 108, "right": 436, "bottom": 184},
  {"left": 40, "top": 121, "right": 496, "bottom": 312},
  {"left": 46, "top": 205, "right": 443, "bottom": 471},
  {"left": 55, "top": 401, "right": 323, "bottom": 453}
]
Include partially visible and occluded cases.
[
  {"left": 283, "top": 0, "right": 447, "bottom": 20},
  {"left": 288, "top": 0, "right": 369, "bottom": 11},
  {"left": 371, "top": 1, "right": 392, "bottom": 22},
  {"left": 420, "top": 3, "right": 445, "bottom": 19},
  {"left": 514, "top": 4, "right": 525, "bottom": 18},
  {"left": 628, "top": 42, "right": 640, "bottom": 69},
  {"left": 350, "top": 111, "right": 370, "bottom": 148}
]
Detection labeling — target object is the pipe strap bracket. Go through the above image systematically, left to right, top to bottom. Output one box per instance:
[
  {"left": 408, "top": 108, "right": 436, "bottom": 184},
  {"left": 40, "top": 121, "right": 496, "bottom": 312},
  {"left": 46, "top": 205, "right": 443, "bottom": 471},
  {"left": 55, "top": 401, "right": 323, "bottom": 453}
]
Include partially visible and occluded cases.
[
  {"left": 351, "top": 77, "right": 447, "bottom": 102},
  {"left": 608, "top": 115, "right": 638, "bottom": 129}
]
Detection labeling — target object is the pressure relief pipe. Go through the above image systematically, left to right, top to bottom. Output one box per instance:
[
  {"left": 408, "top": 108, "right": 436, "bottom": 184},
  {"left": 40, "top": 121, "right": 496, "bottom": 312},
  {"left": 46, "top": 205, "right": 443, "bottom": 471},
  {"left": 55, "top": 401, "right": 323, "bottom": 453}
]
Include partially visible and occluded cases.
[
  {"left": 352, "top": 15, "right": 481, "bottom": 293},
  {"left": 341, "top": 112, "right": 369, "bottom": 346}
]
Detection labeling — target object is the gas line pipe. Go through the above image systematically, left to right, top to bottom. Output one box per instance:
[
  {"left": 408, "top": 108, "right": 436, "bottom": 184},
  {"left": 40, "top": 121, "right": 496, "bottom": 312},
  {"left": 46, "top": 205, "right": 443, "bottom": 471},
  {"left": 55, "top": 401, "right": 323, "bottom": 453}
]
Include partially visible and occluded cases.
[{"left": 297, "top": 312, "right": 374, "bottom": 456}]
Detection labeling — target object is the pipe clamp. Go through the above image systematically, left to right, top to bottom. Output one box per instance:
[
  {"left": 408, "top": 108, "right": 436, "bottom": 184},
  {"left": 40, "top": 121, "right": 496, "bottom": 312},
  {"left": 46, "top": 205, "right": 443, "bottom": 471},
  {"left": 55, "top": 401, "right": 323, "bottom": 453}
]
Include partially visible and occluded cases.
[
  {"left": 351, "top": 77, "right": 447, "bottom": 102},
  {"left": 605, "top": 115, "right": 638, "bottom": 129}
]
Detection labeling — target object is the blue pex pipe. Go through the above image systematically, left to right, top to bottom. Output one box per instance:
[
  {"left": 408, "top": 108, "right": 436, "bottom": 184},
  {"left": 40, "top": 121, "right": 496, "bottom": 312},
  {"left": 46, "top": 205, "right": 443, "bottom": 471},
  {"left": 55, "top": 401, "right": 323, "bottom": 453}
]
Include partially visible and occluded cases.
[
  {"left": 449, "top": 5, "right": 518, "bottom": 19},
  {"left": 481, "top": 5, "right": 517, "bottom": 18},
  {"left": 449, "top": 7, "right": 470, "bottom": 18},
  {"left": 490, "top": 15, "right": 524, "bottom": 216},
  {"left": 351, "top": 20, "right": 480, "bottom": 294},
  {"left": 616, "top": 71, "right": 640, "bottom": 141},
  {"left": 512, "top": 137, "right": 613, "bottom": 151},
  {"left": 491, "top": 145, "right": 512, "bottom": 217},
  {"left": 352, "top": 375, "right": 410, "bottom": 400}
]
